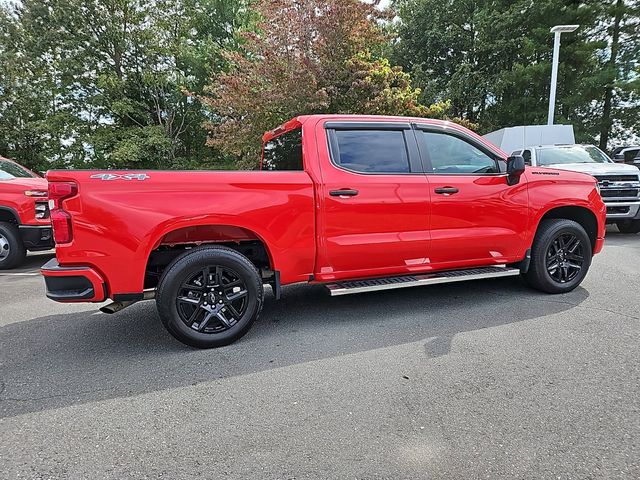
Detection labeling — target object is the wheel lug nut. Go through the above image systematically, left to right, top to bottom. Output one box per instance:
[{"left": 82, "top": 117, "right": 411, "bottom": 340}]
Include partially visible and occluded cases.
[{"left": 219, "top": 300, "right": 223, "bottom": 304}]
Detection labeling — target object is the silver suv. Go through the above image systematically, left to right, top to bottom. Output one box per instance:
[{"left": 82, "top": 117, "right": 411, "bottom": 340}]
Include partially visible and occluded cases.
[{"left": 511, "top": 144, "right": 640, "bottom": 234}]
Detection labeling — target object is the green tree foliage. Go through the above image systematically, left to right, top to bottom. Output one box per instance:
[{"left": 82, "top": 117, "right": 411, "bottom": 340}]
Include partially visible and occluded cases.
[
  {"left": 0, "top": 0, "right": 251, "bottom": 171},
  {"left": 2, "top": 0, "right": 636, "bottom": 170},
  {"left": 201, "top": 0, "right": 466, "bottom": 169},
  {"left": 394, "top": 0, "right": 640, "bottom": 149}
]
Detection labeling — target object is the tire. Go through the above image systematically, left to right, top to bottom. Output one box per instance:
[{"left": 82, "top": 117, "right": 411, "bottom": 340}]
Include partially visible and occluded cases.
[
  {"left": 524, "top": 219, "right": 592, "bottom": 294},
  {"left": 616, "top": 220, "right": 640, "bottom": 234},
  {"left": 0, "top": 222, "right": 26, "bottom": 270},
  {"left": 156, "top": 246, "right": 264, "bottom": 348}
]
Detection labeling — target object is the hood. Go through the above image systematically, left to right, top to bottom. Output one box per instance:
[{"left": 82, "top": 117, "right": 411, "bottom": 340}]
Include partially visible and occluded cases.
[
  {"left": 544, "top": 162, "right": 640, "bottom": 176},
  {"left": 0, "top": 176, "right": 48, "bottom": 189}
]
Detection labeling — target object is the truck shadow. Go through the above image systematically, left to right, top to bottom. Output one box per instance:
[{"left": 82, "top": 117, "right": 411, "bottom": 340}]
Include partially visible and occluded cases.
[{"left": 0, "top": 278, "right": 589, "bottom": 418}]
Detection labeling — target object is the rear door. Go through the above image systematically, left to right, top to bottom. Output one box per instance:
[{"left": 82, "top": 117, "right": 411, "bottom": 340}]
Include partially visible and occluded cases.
[
  {"left": 315, "top": 121, "right": 431, "bottom": 281},
  {"left": 414, "top": 124, "right": 529, "bottom": 267}
]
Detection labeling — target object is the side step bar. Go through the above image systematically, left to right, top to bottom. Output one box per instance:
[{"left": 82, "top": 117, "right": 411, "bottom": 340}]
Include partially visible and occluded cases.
[{"left": 325, "top": 266, "right": 520, "bottom": 296}]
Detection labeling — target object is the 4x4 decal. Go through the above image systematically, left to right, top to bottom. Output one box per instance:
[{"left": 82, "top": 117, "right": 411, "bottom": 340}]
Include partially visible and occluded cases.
[{"left": 90, "top": 173, "right": 150, "bottom": 181}]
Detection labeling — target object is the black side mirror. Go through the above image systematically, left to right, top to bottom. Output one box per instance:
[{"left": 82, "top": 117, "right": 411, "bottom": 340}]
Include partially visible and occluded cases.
[{"left": 507, "top": 155, "right": 526, "bottom": 185}]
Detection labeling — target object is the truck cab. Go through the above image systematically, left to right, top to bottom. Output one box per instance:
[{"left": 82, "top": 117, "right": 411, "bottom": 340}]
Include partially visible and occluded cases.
[
  {"left": 510, "top": 145, "right": 640, "bottom": 233},
  {"left": 0, "top": 156, "right": 53, "bottom": 269}
]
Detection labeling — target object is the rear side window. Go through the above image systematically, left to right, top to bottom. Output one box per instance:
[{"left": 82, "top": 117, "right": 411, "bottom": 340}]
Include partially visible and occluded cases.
[
  {"left": 262, "top": 128, "right": 303, "bottom": 171},
  {"left": 331, "top": 130, "right": 410, "bottom": 173},
  {"left": 419, "top": 131, "right": 499, "bottom": 174}
]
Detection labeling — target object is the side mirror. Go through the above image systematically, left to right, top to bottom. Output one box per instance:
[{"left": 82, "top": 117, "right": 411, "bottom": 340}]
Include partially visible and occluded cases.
[{"left": 506, "top": 155, "right": 526, "bottom": 185}]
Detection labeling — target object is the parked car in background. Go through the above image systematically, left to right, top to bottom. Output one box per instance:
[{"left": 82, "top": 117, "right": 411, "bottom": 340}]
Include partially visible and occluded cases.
[
  {"left": 42, "top": 115, "right": 605, "bottom": 348},
  {"left": 509, "top": 145, "right": 640, "bottom": 234},
  {"left": 611, "top": 145, "right": 640, "bottom": 167},
  {"left": 0, "top": 156, "right": 52, "bottom": 269}
]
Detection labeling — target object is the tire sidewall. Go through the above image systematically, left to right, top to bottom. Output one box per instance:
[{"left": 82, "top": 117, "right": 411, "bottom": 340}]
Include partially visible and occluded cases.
[
  {"left": 0, "top": 222, "right": 26, "bottom": 270},
  {"left": 157, "top": 248, "right": 263, "bottom": 348}
]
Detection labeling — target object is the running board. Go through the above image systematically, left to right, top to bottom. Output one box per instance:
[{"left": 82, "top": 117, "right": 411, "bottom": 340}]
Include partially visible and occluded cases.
[{"left": 325, "top": 266, "right": 520, "bottom": 296}]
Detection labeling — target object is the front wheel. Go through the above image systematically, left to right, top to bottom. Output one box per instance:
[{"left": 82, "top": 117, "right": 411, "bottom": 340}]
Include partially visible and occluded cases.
[
  {"left": 524, "top": 219, "right": 592, "bottom": 294},
  {"left": 616, "top": 220, "right": 640, "bottom": 234},
  {"left": 156, "top": 246, "right": 264, "bottom": 348}
]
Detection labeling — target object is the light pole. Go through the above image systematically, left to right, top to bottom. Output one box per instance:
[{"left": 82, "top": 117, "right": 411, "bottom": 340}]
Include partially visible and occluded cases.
[{"left": 547, "top": 25, "right": 579, "bottom": 126}]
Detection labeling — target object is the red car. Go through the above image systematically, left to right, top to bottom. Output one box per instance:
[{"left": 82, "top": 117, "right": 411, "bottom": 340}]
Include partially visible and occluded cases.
[
  {"left": 42, "top": 115, "right": 606, "bottom": 348},
  {"left": 0, "top": 156, "right": 52, "bottom": 269}
]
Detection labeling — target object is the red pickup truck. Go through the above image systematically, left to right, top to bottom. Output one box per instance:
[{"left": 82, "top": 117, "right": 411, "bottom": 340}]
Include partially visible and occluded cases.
[
  {"left": 42, "top": 115, "right": 606, "bottom": 348},
  {"left": 0, "top": 156, "right": 53, "bottom": 269}
]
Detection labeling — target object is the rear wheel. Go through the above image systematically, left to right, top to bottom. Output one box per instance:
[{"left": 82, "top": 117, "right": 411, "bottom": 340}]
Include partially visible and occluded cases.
[
  {"left": 524, "top": 219, "right": 592, "bottom": 294},
  {"left": 616, "top": 220, "right": 640, "bottom": 234},
  {"left": 0, "top": 222, "right": 26, "bottom": 270},
  {"left": 156, "top": 246, "right": 264, "bottom": 348}
]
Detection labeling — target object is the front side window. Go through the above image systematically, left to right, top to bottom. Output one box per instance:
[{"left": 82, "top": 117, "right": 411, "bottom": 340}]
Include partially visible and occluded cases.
[
  {"left": 262, "top": 128, "right": 303, "bottom": 171},
  {"left": 331, "top": 129, "right": 410, "bottom": 173},
  {"left": 419, "top": 131, "right": 499, "bottom": 174},
  {"left": 522, "top": 149, "right": 532, "bottom": 165},
  {"left": 624, "top": 149, "right": 640, "bottom": 162},
  {"left": 0, "top": 159, "right": 36, "bottom": 180}
]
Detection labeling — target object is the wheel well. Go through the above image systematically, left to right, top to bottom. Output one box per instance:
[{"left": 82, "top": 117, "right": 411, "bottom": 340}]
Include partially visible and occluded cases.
[
  {"left": 539, "top": 206, "right": 598, "bottom": 251},
  {"left": 0, "top": 208, "right": 19, "bottom": 225},
  {"left": 144, "top": 225, "right": 273, "bottom": 290}
]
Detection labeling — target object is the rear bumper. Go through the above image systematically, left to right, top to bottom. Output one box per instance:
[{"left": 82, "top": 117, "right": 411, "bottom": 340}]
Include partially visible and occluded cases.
[
  {"left": 19, "top": 225, "right": 53, "bottom": 250},
  {"left": 41, "top": 258, "right": 107, "bottom": 303}
]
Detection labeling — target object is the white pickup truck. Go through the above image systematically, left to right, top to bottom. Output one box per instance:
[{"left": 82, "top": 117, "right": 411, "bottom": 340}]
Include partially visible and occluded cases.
[
  {"left": 485, "top": 126, "right": 640, "bottom": 234},
  {"left": 510, "top": 145, "right": 640, "bottom": 233}
]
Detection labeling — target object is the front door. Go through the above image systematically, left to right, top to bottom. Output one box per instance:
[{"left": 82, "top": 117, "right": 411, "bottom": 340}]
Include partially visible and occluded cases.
[
  {"left": 316, "top": 122, "right": 431, "bottom": 281},
  {"left": 414, "top": 125, "right": 529, "bottom": 267}
]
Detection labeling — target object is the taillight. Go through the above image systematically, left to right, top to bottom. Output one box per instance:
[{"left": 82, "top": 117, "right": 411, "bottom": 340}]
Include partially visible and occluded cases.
[{"left": 48, "top": 182, "right": 78, "bottom": 244}]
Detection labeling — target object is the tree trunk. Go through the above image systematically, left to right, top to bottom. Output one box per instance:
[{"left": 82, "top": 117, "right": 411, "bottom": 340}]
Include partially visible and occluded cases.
[{"left": 599, "top": 0, "right": 624, "bottom": 151}]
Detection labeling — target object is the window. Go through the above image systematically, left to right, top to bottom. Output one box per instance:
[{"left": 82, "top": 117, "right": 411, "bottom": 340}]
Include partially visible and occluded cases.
[
  {"left": 262, "top": 128, "right": 303, "bottom": 171},
  {"left": 331, "top": 130, "right": 410, "bottom": 173},
  {"left": 419, "top": 131, "right": 499, "bottom": 174},
  {"left": 537, "top": 145, "right": 611, "bottom": 166},
  {"left": 624, "top": 148, "right": 640, "bottom": 163},
  {"left": 522, "top": 150, "right": 532, "bottom": 165},
  {"left": 0, "top": 159, "right": 36, "bottom": 180}
]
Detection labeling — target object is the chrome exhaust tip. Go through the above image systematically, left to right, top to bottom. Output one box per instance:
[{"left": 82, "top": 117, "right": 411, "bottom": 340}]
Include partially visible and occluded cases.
[{"left": 99, "top": 289, "right": 156, "bottom": 314}]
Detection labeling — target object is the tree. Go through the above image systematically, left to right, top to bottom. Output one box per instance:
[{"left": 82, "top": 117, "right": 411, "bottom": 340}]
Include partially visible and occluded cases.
[
  {"left": 0, "top": 0, "right": 251, "bottom": 171},
  {"left": 202, "top": 0, "right": 463, "bottom": 168},
  {"left": 393, "top": 0, "right": 640, "bottom": 149},
  {"left": 591, "top": 0, "right": 640, "bottom": 150}
]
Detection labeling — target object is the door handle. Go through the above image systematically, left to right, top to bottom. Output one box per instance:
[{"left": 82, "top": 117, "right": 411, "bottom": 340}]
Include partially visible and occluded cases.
[
  {"left": 434, "top": 187, "right": 459, "bottom": 195},
  {"left": 330, "top": 189, "right": 359, "bottom": 197}
]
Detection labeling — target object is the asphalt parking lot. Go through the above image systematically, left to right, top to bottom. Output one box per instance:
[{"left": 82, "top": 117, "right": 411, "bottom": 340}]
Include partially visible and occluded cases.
[{"left": 1, "top": 229, "right": 639, "bottom": 479}]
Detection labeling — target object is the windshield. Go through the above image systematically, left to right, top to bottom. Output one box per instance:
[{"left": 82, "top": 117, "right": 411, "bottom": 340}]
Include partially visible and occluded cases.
[
  {"left": 537, "top": 146, "right": 611, "bottom": 166},
  {"left": 0, "top": 159, "right": 36, "bottom": 180}
]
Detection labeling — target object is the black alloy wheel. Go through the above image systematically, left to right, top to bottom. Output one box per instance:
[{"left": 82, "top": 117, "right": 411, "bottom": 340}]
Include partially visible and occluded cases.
[
  {"left": 523, "top": 219, "right": 592, "bottom": 294},
  {"left": 545, "top": 232, "right": 584, "bottom": 284},
  {"left": 156, "top": 246, "right": 264, "bottom": 348},
  {"left": 176, "top": 265, "right": 249, "bottom": 334}
]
